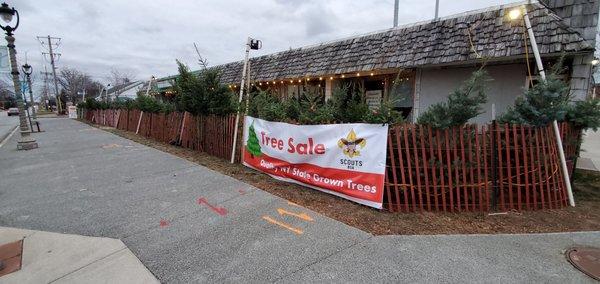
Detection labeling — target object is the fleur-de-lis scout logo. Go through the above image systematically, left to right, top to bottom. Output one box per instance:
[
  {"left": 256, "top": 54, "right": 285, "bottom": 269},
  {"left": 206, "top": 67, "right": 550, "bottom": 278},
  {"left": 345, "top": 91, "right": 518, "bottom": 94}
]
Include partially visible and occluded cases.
[{"left": 338, "top": 129, "right": 366, "bottom": 158}]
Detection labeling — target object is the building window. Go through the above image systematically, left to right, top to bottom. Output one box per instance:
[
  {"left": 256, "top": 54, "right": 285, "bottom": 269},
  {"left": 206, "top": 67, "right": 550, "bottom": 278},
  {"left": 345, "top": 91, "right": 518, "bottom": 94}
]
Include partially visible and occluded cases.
[{"left": 388, "top": 71, "right": 416, "bottom": 119}]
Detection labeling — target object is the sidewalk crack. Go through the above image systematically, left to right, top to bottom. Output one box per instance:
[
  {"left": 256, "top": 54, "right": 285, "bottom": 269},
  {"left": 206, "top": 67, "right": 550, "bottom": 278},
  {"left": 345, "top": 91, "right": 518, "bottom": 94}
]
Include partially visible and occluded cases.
[
  {"left": 273, "top": 235, "right": 374, "bottom": 283},
  {"left": 47, "top": 247, "right": 127, "bottom": 283}
]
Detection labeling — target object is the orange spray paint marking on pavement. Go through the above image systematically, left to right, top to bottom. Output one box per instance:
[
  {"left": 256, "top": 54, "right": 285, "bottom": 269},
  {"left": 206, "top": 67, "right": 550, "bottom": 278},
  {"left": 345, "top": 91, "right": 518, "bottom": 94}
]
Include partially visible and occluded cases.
[
  {"left": 287, "top": 201, "right": 301, "bottom": 207},
  {"left": 277, "top": 208, "right": 314, "bottom": 222},
  {"left": 262, "top": 216, "right": 303, "bottom": 235}
]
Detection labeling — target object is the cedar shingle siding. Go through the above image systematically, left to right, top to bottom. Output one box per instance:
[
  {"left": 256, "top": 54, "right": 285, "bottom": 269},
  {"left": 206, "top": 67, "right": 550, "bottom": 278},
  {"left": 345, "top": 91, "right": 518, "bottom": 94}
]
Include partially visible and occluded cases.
[
  {"left": 541, "top": 0, "right": 599, "bottom": 41},
  {"left": 211, "top": 2, "right": 591, "bottom": 85}
]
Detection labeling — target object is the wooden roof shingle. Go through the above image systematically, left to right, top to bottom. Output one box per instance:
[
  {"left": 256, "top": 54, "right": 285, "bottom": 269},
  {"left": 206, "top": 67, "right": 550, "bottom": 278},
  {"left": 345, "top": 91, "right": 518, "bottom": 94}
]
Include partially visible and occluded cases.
[{"left": 205, "top": 1, "right": 592, "bottom": 84}]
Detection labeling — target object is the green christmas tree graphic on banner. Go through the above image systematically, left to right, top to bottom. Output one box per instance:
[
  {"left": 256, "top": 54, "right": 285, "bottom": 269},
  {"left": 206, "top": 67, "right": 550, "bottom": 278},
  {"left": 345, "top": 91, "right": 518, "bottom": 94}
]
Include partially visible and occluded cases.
[{"left": 246, "top": 122, "right": 262, "bottom": 157}]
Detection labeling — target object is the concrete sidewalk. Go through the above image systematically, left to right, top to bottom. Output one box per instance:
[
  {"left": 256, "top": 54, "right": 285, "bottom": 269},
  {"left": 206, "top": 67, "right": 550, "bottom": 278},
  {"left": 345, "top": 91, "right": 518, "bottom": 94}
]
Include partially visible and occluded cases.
[
  {"left": 0, "top": 118, "right": 597, "bottom": 282},
  {"left": 578, "top": 130, "right": 600, "bottom": 171},
  {"left": 0, "top": 227, "right": 158, "bottom": 283}
]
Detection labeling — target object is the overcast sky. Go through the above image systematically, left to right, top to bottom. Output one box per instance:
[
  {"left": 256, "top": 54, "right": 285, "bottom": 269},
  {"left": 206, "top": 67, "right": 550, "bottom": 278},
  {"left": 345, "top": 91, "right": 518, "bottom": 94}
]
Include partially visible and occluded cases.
[{"left": 13, "top": 0, "right": 523, "bottom": 85}]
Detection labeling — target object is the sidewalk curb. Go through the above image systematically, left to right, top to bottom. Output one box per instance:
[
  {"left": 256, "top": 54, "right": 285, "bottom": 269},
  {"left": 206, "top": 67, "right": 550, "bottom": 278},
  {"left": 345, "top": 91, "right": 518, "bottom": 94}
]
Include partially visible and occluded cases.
[{"left": 0, "top": 125, "right": 18, "bottom": 148}]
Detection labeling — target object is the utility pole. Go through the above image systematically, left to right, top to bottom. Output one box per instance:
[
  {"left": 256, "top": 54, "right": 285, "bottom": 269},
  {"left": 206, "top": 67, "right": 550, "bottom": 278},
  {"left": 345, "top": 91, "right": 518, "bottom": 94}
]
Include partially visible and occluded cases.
[
  {"left": 393, "top": 0, "right": 399, "bottom": 27},
  {"left": 38, "top": 35, "right": 62, "bottom": 114},
  {"left": 40, "top": 65, "right": 51, "bottom": 110}
]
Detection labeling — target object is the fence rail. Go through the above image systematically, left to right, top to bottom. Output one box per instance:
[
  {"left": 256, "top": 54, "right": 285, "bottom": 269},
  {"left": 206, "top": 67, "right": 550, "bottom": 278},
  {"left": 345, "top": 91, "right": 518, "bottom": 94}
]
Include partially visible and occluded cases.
[
  {"left": 83, "top": 109, "right": 580, "bottom": 212},
  {"left": 86, "top": 109, "right": 239, "bottom": 161},
  {"left": 384, "top": 123, "right": 579, "bottom": 212}
]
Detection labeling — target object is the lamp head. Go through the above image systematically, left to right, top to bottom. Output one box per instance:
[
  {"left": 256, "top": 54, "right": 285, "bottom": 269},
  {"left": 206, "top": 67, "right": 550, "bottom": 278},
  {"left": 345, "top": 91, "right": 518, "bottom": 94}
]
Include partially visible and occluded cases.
[
  {"left": 0, "top": 2, "right": 18, "bottom": 35},
  {"left": 0, "top": 3, "right": 14, "bottom": 23},
  {"left": 508, "top": 8, "right": 522, "bottom": 21},
  {"left": 592, "top": 59, "right": 600, "bottom": 66},
  {"left": 21, "top": 63, "right": 31, "bottom": 75}
]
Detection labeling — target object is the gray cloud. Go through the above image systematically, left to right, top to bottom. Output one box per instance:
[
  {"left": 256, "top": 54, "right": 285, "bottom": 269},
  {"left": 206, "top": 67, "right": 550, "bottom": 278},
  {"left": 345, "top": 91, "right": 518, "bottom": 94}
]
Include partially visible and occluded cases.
[{"left": 9, "top": 0, "right": 522, "bottom": 87}]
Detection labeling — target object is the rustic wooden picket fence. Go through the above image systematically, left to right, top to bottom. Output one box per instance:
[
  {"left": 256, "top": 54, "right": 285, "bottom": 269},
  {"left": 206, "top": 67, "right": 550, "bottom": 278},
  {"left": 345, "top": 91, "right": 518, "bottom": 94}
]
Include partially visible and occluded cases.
[
  {"left": 84, "top": 108, "right": 581, "bottom": 213},
  {"left": 85, "top": 109, "right": 239, "bottom": 161},
  {"left": 384, "top": 123, "right": 580, "bottom": 212}
]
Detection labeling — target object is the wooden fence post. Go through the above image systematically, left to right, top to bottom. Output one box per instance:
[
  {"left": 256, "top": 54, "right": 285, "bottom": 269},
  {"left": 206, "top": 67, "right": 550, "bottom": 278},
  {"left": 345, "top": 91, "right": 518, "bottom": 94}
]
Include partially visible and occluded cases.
[{"left": 135, "top": 111, "right": 144, "bottom": 134}]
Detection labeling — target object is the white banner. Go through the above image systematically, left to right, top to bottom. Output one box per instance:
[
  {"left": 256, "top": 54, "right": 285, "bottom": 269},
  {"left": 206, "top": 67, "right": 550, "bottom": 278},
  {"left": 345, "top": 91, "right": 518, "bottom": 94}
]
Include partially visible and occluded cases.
[{"left": 242, "top": 116, "right": 388, "bottom": 209}]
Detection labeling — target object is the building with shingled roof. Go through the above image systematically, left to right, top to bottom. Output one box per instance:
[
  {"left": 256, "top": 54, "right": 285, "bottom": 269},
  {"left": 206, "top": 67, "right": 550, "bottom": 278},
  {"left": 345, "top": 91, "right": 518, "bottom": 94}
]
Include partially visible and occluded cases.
[{"left": 150, "top": 0, "right": 599, "bottom": 123}]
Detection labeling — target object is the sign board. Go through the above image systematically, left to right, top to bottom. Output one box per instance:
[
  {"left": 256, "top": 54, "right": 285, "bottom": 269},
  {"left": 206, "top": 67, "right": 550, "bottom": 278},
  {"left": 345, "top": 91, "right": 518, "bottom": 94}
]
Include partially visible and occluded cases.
[
  {"left": 0, "top": 46, "right": 9, "bottom": 73},
  {"left": 20, "top": 81, "right": 28, "bottom": 94},
  {"left": 365, "top": 90, "right": 382, "bottom": 110},
  {"left": 68, "top": 106, "right": 77, "bottom": 118},
  {"left": 242, "top": 116, "right": 388, "bottom": 209}
]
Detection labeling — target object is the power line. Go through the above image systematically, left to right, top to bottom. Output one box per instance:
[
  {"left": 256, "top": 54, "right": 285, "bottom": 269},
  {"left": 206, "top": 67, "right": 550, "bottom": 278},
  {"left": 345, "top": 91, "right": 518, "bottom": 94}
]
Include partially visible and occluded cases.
[{"left": 37, "top": 35, "right": 63, "bottom": 113}]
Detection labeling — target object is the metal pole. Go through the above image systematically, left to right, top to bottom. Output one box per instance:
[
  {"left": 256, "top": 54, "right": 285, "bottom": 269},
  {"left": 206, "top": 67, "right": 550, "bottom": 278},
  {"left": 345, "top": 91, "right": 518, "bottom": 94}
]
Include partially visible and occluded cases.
[
  {"left": 393, "top": 0, "right": 399, "bottom": 27},
  {"left": 434, "top": 0, "right": 440, "bottom": 20},
  {"left": 523, "top": 7, "right": 574, "bottom": 206},
  {"left": 523, "top": 11, "right": 546, "bottom": 80},
  {"left": 6, "top": 34, "right": 37, "bottom": 150},
  {"left": 47, "top": 35, "right": 62, "bottom": 114},
  {"left": 230, "top": 37, "right": 252, "bottom": 164},
  {"left": 244, "top": 60, "right": 252, "bottom": 111},
  {"left": 26, "top": 72, "right": 36, "bottom": 120},
  {"left": 145, "top": 76, "right": 153, "bottom": 96},
  {"left": 21, "top": 80, "right": 33, "bottom": 132},
  {"left": 491, "top": 120, "right": 498, "bottom": 209}
]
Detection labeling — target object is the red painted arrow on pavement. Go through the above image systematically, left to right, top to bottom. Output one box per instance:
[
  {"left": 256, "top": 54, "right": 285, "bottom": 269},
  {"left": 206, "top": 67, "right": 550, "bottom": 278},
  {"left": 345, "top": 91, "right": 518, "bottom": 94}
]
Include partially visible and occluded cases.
[{"left": 197, "top": 197, "right": 228, "bottom": 216}]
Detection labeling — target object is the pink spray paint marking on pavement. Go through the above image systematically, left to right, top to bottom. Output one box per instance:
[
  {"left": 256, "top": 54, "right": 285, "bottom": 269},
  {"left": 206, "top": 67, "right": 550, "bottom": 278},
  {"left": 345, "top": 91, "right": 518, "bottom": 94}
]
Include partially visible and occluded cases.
[
  {"left": 197, "top": 197, "right": 228, "bottom": 216},
  {"left": 159, "top": 219, "right": 169, "bottom": 227}
]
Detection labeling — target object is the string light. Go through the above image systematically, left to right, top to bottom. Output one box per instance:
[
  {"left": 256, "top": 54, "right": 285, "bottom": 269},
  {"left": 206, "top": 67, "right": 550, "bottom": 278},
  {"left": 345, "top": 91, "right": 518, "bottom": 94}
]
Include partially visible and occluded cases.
[{"left": 243, "top": 70, "right": 391, "bottom": 88}]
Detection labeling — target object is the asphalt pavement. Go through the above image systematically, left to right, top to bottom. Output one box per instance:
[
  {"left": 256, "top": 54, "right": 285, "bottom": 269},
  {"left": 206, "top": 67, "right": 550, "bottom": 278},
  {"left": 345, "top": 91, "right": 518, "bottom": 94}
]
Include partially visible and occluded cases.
[
  {"left": 0, "top": 111, "right": 18, "bottom": 145},
  {"left": 0, "top": 118, "right": 597, "bottom": 283}
]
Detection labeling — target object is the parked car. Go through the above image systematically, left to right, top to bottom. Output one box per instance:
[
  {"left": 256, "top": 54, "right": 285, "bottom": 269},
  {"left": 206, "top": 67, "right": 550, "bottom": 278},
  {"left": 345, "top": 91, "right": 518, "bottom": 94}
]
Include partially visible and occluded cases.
[{"left": 7, "top": 107, "right": 18, "bottom": 116}]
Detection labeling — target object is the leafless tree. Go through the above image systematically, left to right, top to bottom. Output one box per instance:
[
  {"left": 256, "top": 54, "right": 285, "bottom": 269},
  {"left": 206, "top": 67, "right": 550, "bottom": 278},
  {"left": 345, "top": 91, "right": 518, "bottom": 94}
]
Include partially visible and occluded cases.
[
  {"left": 194, "top": 43, "right": 209, "bottom": 69},
  {"left": 58, "top": 67, "right": 104, "bottom": 103},
  {"left": 107, "top": 67, "right": 136, "bottom": 99}
]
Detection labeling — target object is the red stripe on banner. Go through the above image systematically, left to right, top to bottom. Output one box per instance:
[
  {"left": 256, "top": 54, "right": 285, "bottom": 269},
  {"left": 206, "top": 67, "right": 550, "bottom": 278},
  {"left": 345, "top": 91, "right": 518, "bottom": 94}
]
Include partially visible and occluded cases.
[{"left": 243, "top": 150, "right": 384, "bottom": 208}]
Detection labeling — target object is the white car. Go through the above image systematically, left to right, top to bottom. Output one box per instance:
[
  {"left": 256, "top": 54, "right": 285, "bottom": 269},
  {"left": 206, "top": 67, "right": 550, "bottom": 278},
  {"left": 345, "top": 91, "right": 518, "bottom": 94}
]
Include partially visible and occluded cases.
[{"left": 7, "top": 107, "right": 19, "bottom": 116}]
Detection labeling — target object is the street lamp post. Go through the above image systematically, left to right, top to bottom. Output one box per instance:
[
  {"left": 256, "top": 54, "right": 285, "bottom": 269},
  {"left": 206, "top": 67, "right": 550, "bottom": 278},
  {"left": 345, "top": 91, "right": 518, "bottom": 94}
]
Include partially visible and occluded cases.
[
  {"left": 0, "top": 2, "right": 37, "bottom": 150},
  {"left": 22, "top": 63, "right": 36, "bottom": 121}
]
